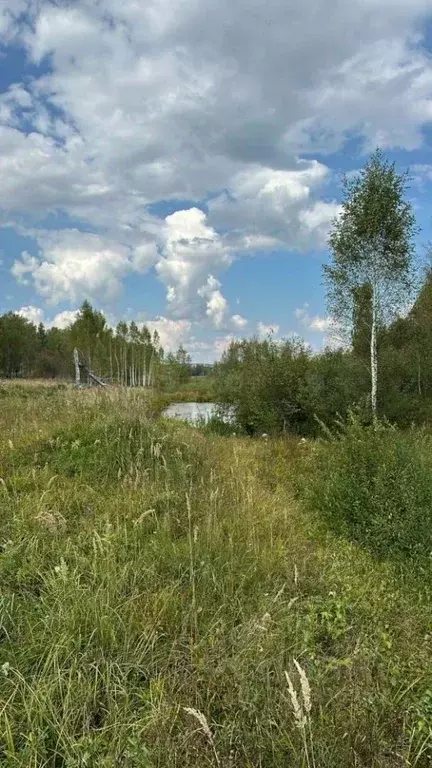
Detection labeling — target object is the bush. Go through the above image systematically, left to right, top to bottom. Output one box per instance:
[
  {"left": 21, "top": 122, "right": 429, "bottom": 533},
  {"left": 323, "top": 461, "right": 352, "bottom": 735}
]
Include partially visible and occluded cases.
[
  {"left": 213, "top": 338, "right": 370, "bottom": 436},
  {"left": 304, "top": 416, "right": 432, "bottom": 562}
]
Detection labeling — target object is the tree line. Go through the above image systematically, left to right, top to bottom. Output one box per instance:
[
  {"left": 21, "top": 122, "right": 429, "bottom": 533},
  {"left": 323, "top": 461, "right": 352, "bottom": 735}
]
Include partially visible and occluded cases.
[
  {"left": 3, "top": 149, "right": 431, "bottom": 431},
  {"left": 213, "top": 150, "right": 432, "bottom": 434},
  {"left": 0, "top": 300, "right": 193, "bottom": 388}
]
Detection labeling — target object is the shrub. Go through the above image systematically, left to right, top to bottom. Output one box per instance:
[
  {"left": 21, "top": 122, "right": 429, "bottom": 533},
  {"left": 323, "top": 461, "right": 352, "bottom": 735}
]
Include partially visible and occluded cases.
[{"left": 304, "top": 416, "right": 432, "bottom": 563}]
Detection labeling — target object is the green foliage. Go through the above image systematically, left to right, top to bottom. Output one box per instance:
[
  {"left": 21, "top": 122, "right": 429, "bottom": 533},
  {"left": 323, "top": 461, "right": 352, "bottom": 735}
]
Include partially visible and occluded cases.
[
  {"left": 326, "top": 149, "right": 416, "bottom": 322},
  {"left": 326, "top": 149, "right": 417, "bottom": 416},
  {"left": 212, "top": 260, "right": 432, "bottom": 436},
  {"left": 0, "top": 301, "right": 176, "bottom": 388},
  {"left": 0, "top": 312, "right": 38, "bottom": 377},
  {"left": 213, "top": 336, "right": 314, "bottom": 435},
  {"left": 213, "top": 337, "right": 371, "bottom": 435},
  {"left": 158, "top": 345, "right": 192, "bottom": 390},
  {"left": 1, "top": 387, "right": 432, "bottom": 766},
  {"left": 303, "top": 416, "right": 432, "bottom": 563}
]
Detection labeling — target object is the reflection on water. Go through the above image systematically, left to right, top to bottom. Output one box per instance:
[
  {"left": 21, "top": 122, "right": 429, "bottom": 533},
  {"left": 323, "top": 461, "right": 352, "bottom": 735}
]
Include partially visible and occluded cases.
[{"left": 162, "top": 402, "right": 230, "bottom": 424}]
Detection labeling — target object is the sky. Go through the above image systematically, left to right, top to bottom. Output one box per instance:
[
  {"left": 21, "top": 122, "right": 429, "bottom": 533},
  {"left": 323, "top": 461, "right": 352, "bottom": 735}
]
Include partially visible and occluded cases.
[{"left": 1, "top": 1, "right": 432, "bottom": 361}]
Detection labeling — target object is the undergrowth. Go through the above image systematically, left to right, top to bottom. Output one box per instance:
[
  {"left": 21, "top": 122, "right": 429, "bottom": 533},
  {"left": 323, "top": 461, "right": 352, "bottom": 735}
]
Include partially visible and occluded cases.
[{"left": 299, "top": 415, "right": 432, "bottom": 567}]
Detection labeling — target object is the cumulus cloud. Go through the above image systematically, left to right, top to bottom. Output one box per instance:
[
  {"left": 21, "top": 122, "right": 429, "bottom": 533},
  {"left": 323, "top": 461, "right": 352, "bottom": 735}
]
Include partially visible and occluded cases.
[
  {"left": 1, "top": 0, "right": 432, "bottom": 331},
  {"left": 0, "top": 1, "right": 28, "bottom": 41},
  {"left": 208, "top": 161, "right": 339, "bottom": 251},
  {"left": 412, "top": 164, "right": 432, "bottom": 185},
  {"left": 156, "top": 208, "right": 232, "bottom": 318},
  {"left": 12, "top": 230, "right": 132, "bottom": 304},
  {"left": 197, "top": 275, "right": 228, "bottom": 328},
  {"left": 294, "top": 303, "right": 343, "bottom": 348},
  {"left": 295, "top": 304, "right": 333, "bottom": 333},
  {"left": 17, "top": 305, "right": 79, "bottom": 329},
  {"left": 17, "top": 305, "right": 45, "bottom": 326},
  {"left": 51, "top": 309, "right": 80, "bottom": 329},
  {"left": 231, "top": 314, "right": 248, "bottom": 329},
  {"left": 145, "top": 316, "right": 192, "bottom": 352},
  {"left": 188, "top": 334, "right": 239, "bottom": 363}
]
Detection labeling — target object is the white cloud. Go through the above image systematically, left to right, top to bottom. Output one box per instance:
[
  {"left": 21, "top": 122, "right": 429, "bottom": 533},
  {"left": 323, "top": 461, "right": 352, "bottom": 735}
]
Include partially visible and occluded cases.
[
  {"left": 1, "top": 0, "right": 432, "bottom": 334},
  {"left": 0, "top": 1, "right": 28, "bottom": 41},
  {"left": 1, "top": 2, "right": 429, "bottom": 222},
  {"left": 208, "top": 162, "right": 339, "bottom": 252},
  {"left": 411, "top": 164, "right": 432, "bottom": 185},
  {"left": 156, "top": 208, "right": 232, "bottom": 318},
  {"left": 12, "top": 230, "right": 132, "bottom": 305},
  {"left": 132, "top": 242, "right": 159, "bottom": 273},
  {"left": 197, "top": 275, "right": 228, "bottom": 328},
  {"left": 295, "top": 304, "right": 333, "bottom": 333},
  {"left": 16, "top": 305, "right": 79, "bottom": 329},
  {"left": 17, "top": 305, "right": 45, "bottom": 326},
  {"left": 51, "top": 309, "right": 80, "bottom": 329},
  {"left": 231, "top": 314, "right": 248, "bottom": 329},
  {"left": 141, "top": 315, "right": 241, "bottom": 362},
  {"left": 145, "top": 316, "right": 192, "bottom": 352},
  {"left": 257, "top": 322, "right": 280, "bottom": 338},
  {"left": 188, "top": 334, "right": 239, "bottom": 363}
]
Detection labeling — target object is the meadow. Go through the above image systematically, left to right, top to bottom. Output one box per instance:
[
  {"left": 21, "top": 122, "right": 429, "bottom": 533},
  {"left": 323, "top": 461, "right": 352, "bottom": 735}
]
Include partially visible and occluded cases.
[{"left": 0, "top": 381, "right": 431, "bottom": 767}]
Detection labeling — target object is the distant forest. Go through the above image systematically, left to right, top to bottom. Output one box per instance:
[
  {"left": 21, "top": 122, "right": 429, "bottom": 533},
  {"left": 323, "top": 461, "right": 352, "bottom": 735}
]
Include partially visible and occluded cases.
[{"left": 0, "top": 300, "right": 206, "bottom": 387}]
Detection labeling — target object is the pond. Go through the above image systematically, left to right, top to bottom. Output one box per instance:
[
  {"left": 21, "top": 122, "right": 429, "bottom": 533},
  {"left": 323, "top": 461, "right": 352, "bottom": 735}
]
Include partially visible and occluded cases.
[{"left": 162, "top": 401, "right": 233, "bottom": 425}]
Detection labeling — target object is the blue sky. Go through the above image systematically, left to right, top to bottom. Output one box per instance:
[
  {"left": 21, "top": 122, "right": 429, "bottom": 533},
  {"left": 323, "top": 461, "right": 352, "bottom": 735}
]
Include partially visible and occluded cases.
[{"left": 1, "top": 1, "right": 432, "bottom": 360}]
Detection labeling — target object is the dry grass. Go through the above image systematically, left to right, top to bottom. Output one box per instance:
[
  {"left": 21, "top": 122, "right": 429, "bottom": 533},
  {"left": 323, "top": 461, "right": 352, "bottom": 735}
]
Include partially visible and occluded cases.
[{"left": 0, "top": 377, "right": 72, "bottom": 387}]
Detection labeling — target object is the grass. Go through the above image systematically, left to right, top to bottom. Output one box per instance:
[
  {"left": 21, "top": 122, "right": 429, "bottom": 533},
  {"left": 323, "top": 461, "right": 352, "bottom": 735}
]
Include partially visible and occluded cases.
[
  {"left": 0, "top": 383, "right": 431, "bottom": 766},
  {"left": 296, "top": 415, "right": 432, "bottom": 567}
]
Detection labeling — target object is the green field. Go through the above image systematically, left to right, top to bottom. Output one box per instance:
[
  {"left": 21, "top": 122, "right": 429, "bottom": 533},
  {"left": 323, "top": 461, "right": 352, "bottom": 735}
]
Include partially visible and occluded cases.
[{"left": 1, "top": 383, "right": 431, "bottom": 766}]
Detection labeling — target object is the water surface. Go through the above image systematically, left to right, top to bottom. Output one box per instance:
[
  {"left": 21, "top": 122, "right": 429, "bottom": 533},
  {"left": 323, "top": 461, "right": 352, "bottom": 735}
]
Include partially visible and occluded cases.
[{"left": 162, "top": 401, "right": 220, "bottom": 424}]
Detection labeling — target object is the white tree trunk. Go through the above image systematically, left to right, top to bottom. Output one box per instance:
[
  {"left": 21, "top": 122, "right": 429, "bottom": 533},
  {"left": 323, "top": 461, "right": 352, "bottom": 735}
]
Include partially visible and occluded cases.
[
  {"left": 371, "top": 285, "right": 378, "bottom": 418},
  {"left": 73, "top": 348, "right": 80, "bottom": 386},
  {"left": 148, "top": 351, "right": 154, "bottom": 388}
]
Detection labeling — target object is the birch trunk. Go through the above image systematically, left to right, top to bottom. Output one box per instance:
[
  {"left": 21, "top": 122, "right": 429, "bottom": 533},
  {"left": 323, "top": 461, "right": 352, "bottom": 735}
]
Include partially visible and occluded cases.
[
  {"left": 109, "top": 339, "right": 113, "bottom": 382},
  {"left": 74, "top": 348, "right": 80, "bottom": 386},
  {"left": 148, "top": 351, "right": 154, "bottom": 388}
]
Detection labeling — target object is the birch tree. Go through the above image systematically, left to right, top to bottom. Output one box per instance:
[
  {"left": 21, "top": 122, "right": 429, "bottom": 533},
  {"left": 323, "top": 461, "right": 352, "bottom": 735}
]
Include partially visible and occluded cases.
[{"left": 325, "top": 150, "right": 417, "bottom": 417}]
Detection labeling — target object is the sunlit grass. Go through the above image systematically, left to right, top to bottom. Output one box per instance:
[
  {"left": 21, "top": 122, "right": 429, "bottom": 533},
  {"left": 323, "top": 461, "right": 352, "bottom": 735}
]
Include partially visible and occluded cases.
[{"left": 0, "top": 384, "right": 431, "bottom": 766}]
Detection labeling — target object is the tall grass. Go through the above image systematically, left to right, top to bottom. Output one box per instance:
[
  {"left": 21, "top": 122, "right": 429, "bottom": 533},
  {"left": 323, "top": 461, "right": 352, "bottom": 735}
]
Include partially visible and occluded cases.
[
  {"left": 0, "top": 385, "right": 431, "bottom": 765},
  {"left": 301, "top": 415, "right": 432, "bottom": 565}
]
